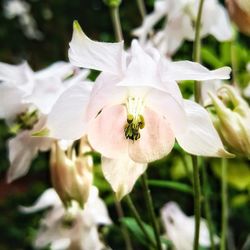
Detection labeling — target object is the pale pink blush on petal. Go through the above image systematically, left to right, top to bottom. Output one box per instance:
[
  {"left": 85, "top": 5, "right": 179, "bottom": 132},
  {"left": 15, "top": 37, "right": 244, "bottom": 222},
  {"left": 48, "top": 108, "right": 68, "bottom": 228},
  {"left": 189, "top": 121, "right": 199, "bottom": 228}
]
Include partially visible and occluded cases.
[
  {"left": 87, "top": 104, "right": 128, "bottom": 159},
  {"left": 128, "top": 107, "right": 175, "bottom": 163}
]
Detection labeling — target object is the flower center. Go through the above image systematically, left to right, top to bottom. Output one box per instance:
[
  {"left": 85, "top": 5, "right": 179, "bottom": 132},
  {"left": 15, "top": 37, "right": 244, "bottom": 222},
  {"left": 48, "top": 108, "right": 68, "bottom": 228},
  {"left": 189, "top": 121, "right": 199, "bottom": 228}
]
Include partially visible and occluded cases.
[{"left": 124, "top": 97, "right": 145, "bottom": 141}]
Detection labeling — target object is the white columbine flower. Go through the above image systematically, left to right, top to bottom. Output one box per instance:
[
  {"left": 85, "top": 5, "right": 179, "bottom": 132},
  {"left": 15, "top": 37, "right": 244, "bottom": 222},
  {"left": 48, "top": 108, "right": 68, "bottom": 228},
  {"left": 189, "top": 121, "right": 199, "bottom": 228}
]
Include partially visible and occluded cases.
[
  {"left": 133, "top": 0, "right": 233, "bottom": 55},
  {"left": 43, "top": 21, "right": 232, "bottom": 199},
  {"left": 0, "top": 61, "right": 90, "bottom": 182},
  {"left": 20, "top": 186, "right": 112, "bottom": 250},
  {"left": 161, "top": 202, "right": 220, "bottom": 250}
]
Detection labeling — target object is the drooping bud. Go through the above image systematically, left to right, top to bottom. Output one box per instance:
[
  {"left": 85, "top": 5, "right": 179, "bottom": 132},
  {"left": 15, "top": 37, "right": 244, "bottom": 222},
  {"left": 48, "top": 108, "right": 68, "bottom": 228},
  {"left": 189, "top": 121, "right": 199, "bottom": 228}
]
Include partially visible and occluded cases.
[
  {"left": 103, "top": 0, "right": 122, "bottom": 7},
  {"left": 226, "top": 0, "right": 250, "bottom": 35},
  {"left": 209, "top": 85, "right": 250, "bottom": 157},
  {"left": 50, "top": 137, "right": 93, "bottom": 208}
]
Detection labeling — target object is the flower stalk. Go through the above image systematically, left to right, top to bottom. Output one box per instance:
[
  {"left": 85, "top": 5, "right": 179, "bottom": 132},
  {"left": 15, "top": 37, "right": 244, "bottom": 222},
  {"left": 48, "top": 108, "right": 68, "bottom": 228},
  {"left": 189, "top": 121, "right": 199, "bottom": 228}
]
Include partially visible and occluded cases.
[
  {"left": 136, "top": 0, "right": 146, "bottom": 19},
  {"left": 192, "top": 1, "right": 205, "bottom": 250},
  {"left": 110, "top": 6, "right": 123, "bottom": 42},
  {"left": 220, "top": 158, "right": 228, "bottom": 250},
  {"left": 202, "top": 162, "right": 215, "bottom": 250},
  {"left": 141, "top": 173, "right": 163, "bottom": 250},
  {"left": 125, "top": 195, "right": 156, "bottom": 247}
]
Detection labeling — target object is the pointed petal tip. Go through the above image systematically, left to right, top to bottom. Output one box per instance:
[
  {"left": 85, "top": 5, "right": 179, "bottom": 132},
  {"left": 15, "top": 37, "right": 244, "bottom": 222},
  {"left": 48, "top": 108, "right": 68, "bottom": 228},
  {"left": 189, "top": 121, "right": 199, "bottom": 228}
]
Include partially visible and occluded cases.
[
  {"left": 73, "top": 20, "right": 82, "bottom": 32},
  {"left": 217, "top": 149, "right": 235, "bottom": 158}
]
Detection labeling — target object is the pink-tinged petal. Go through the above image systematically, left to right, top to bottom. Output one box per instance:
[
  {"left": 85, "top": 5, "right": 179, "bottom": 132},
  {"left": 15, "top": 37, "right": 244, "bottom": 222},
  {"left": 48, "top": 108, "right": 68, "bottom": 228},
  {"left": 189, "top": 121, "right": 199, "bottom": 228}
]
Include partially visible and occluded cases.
[
  {"left": 69, "top": 21, "right": 124, "bottom": 75},
  {"left": 163, "top": 60, "right": 231, "bottom": 81},
  {"left": 86, "top": 72, "right": 127, "bottom": 121},
  {"left": 46, "top": 81, "right": 92, "bottom": 140},
  {"left": 146, "top": 89, "right": 187, "bottom": 135},
  {"left": 176, "top": 100, "right": 233, "bottom": 157},
  {"left": 87, "top": 105, "right": 128, "bottom": 159},
  {"left": 128, "top": 107, "right": 175, "bottom": 163},
  {"left": 7, "top": 131, "right": 52, "bottom": 183},
  {"left": 102, "top": 156, "right": 147, "bottom": 200},
  {"left": 20, "top": 188, "right": 61, "bottom": 213}
]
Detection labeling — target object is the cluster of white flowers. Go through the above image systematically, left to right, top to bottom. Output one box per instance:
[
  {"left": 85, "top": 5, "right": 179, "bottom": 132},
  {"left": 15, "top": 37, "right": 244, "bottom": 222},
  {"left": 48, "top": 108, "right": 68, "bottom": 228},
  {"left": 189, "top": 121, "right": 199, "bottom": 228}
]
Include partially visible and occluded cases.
[{"left": 3, "top": 0, "right": 248, "bottom": 249}]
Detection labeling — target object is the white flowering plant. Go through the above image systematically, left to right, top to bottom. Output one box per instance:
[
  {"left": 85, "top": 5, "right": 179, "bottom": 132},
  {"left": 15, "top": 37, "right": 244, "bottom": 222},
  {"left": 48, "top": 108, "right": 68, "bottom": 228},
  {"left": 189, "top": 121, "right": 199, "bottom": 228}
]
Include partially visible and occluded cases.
[{"left": 0, "top": 0, "right": 250, "bottom": 250}]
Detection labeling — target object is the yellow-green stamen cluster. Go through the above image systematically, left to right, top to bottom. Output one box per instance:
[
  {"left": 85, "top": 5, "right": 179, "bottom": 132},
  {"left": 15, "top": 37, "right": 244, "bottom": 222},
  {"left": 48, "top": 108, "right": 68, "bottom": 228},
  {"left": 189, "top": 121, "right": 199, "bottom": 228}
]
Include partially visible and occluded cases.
[
  {"left": 124, "top": 97, "right": 145, "bottom": 141},
  {"left": 10, "top": 109, "right": 38, "bottom": 134}
]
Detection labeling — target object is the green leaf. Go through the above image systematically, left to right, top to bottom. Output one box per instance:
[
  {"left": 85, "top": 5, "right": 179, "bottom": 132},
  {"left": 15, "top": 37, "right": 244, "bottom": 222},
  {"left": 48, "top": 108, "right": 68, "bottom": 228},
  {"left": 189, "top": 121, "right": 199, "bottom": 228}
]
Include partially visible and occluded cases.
[
  {"left": 201, "top": 48, "right": 223, "bottom": 68},
  {"left": 211, "top": 159, "right": 250, "bottom": 190},
  {"left": 148, "top": 180, "right": 193, "bottom": 194},
  {"left": 121, "top": 217, "right": 155, "bottom": 247},
  {"left": 121, "top": 217, "right": 171, "bottom": 248}
]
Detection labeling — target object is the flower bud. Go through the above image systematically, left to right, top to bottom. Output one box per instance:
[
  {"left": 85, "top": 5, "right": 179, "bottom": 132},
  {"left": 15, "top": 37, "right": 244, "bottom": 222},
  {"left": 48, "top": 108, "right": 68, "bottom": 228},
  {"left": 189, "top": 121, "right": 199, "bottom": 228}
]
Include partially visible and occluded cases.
[
  {"left": 103, "top": 0, "right": 122, "bottom": 8},
  {"left": 226, "top": 0, "right": 250, "bottom": 35},
  {"left": 209, "top": 85, "right": 250, "bottom": 157},
  {"left": 50, "top": 137, "right": 93, "bottom": 208}
]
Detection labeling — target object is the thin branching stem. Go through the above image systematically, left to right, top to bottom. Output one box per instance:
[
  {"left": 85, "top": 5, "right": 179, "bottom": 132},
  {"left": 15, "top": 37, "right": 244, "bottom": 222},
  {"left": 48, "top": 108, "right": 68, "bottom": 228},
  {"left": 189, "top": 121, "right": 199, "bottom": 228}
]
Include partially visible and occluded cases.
[
  {"left": 136, "top": 0, "right": 146, "bottom": 19},
  {"left": 192, "top": 1, "right": 205, "bottom": 250},
  {"left": 110, "top": 6, "right": 123, "bottom": 42},
  {"left": 220, "top": 158, "right": 228, "bottom": 250},
  {"left": 202, "top": 162, "right": 215, "bottom": 250},
  {"left": 141, "top": 173, "right": 163, "bottom": 250},
  {"left": 125, "top": 195, "right": 156, "bottom": 248}
]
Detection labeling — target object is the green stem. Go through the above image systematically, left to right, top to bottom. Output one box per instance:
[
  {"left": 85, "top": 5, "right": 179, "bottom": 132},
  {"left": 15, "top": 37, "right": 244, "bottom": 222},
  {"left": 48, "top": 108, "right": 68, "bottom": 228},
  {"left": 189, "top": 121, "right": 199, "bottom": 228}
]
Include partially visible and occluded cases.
[
  {"left": 136, "top": 0, "right": 146, "bottom": 19},
  {"left": 192, "top": 0, "right": 205, "bottom": 103},
  {"left": 192, "top": 1, "right": 205, "bottom": 250},
  {"left": 110, "top": 6, "right": 123, "bottom": 42},
  {"left": 191, "top": 156, "right": 201, "bottom": 250},
  {"left": 220, "top": 158, "right": 228, "bottom": 250},
  {"left": 202, "top": 162, "right": 215, "bottom": 250},
  {"left": 141, "top": 173, "right": 162, "bottom": 250},
  {"left": 125, "top": 195, "right": 156, "bottom": 248},
  {"left": 115, "top": 199, "right": 133, "bottom": 250}
]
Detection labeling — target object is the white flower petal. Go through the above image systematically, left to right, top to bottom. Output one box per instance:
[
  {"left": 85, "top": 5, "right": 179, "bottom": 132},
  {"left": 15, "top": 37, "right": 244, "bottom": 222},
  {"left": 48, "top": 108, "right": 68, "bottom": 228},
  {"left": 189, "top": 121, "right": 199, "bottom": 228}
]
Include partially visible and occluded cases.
[
  {"left": 133, "top": 0, "right": 166, "bottom": 43},
  {"left": 205, "top": 4, "right": 233, "bottom": 41},
  {"left": 69, "top": 21, "right": 124, "bottom": 75},
  {"left": 117, "top": 40, "right": 165, "bottom": 91},
  {"left": 163, "top": 60, "right": 231, "bottom": 81},
  {"left": 0, "top": 61, "right": 33, "bottom": 86},
  {"left": 35, "top": 61, "right": 75, "bottom": 80},
  {"left": 86, "top": 72, "right": 127, "bottom": 121},
  {"left": 46, "top": 81, "right": 93, "bottom": 140},
  {"left": 0, "top": 84, "right": 28, "bottom": 121},
  {"left": 146, "top": 89, "right": 187, "bottom": 135},
  {"left": 176, "top": 100, "right": 232, "bottom": 157},
  {"left": 128, "top": 107, "right": 175, "bottom": 163},
  {"left": 7, "top": 131, "right": 52, "bottom": 183},
  {"left": 102, "top": 156, "right": 147, "bottom": 200},
  {"left": 84, "top": 186, "right": 112, "bottom": 225},
  {"left": 20, "top": 188, "right": 61, "bottom": 213},
  {"left": 161, "top": 201, "right": 220, "bottom": 250}
]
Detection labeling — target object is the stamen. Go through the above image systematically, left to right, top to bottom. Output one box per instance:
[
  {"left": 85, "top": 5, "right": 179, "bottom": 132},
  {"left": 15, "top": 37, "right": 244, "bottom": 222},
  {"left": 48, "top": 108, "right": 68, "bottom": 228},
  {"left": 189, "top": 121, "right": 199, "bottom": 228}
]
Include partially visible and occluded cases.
[{"left": 124, "top": 97, "right": 145, "bottom": 141}]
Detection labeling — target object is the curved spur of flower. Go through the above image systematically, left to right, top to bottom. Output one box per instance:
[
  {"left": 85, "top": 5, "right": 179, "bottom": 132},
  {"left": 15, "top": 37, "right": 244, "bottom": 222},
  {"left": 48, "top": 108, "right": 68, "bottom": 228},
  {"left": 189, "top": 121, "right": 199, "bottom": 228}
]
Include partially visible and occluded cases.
[
  {"left": 133, "top": 0, "right": 232, "bottom": 55},
  {"left": 20, "top": 186, "right": 111, "bottom": 250},
  {"left": 160, "top": 202, "right": 220, "bottom": 250}
]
